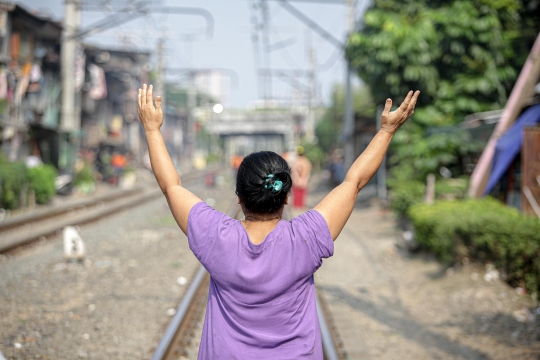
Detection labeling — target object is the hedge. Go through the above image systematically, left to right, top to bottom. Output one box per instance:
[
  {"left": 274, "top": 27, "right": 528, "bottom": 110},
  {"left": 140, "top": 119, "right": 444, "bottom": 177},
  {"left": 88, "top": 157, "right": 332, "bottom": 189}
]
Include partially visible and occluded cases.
[
  {"left": 0, "top": 159, "right": 28, "bottom": 209},
  {"left": 27, "top": 164, "right": 57, "bottom": 204},
  {"left": 388, "top": 175, "right": 468, "bottom": 217},
  {"left": 409, "top": 197, "right": 540, "bottom": 294}
]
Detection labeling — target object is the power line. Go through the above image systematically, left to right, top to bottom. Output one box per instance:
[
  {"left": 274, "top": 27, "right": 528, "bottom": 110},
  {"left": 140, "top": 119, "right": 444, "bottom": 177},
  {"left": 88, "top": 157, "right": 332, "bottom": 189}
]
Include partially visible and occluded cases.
[
  {"left": 260, "top": 0, "right": 272, "bottom": 102},
  {"left": 277, "top": 0, "right": 343, "bottom": 49},
  {"left": 247, "top": 1, "right": 262, "bottom": 98},
  {"left": 75, "top": 5, "right": 214, "bottom": 40},
  {"left": 317, "top": 46, "right": 342, "bottom": 71}
]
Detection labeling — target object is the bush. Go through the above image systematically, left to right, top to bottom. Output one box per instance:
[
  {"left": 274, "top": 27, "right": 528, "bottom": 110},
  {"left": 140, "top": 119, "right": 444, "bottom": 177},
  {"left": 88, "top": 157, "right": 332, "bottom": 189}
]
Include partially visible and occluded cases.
[
  {"left": 0, "top": 157, "right": 28, "bottom": 209},
  {"left": 74, "top": 161, "right": 95, "bottom": 187},
  {"left": 387, "top": 163, "right": 468, "bottom": 217},
  {"left": 28, "top": 165, "right": 57, "bottom": 204},
  {"left": 409, "top": 198, "right": 540, "bottom": 294}
]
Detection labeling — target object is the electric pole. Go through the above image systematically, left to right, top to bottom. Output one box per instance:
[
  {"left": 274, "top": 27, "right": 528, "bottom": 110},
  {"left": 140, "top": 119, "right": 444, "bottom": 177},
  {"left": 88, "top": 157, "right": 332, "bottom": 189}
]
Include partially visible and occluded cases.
[
  {"left": 60, "top": 0, "right": 82, "bottom": 173},
  {"left": 60, "top": 0, "right": 80, "bottom": 133},
  {"left": 261, "top": 0, "right": 272, "bottom": 105},
  {"left": 343, "top": 0, "right": 356, "bottom": 169},
  {"left": 305, "top": 29, "right": 316, "bottom": 142},
  {"left": 156, "top": 38, "right": 166, "bottom": 124},
  {"left": 187, "top": 72, "right": 197, "bottom": 166}
]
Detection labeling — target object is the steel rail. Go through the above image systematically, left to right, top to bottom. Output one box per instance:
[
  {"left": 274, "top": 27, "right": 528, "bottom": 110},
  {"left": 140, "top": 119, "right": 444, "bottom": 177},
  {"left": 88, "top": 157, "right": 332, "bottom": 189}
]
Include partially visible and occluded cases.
[
  {"left": 0, "top": 166, "right": 227, "bottom": 254},
  {"left": 0, "top": 187, "right": 142, "bottom": 231},
  {"left": 0, "top": 187, "right": 162, "bottom": 253},
  {"left": 152, "top": 202, "right": 240, "bottom": 360},
  {"left": 152, "top": 265, "right": 207, "bottom": 360},
  {"left": 317, "top": 296, "right": 340, "bottom": 360}
]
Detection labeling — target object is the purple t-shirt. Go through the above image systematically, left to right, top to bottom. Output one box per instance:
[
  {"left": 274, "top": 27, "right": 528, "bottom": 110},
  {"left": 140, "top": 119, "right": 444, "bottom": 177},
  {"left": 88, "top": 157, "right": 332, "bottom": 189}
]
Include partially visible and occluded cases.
[{"left": 187, "top": 202, "right": 334, "bottom": 359}]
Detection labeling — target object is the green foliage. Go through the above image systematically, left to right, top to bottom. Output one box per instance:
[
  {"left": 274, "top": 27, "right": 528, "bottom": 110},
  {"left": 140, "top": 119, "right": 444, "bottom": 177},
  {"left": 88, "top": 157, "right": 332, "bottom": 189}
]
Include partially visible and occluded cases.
[
  {"left": 347, "top": 0, "right": 540, "bottom": 184},
  {"left": 348, "top": 0, "right": 539, "bottom": 117},
  {"left": 316, "top": 84, "right": 377, "bottom": 154},
  {"left": 0, "top": 99, "right": 8, "bottom": 115},
  {"left": 315, "top": 114, "right": 340, "bottom": 155},
  {"left": 390, "top": 127, "right": 483, "bottom": 180},
  {"left": 299, "top": 141, "right": 326, "bottom": 170},
  {"left": 206, "top": 152, "right": 221, "bottom": 164},
  {"left": 0, "top": 156, "right": 28, "bottom": 210},
  {"left": 74, "top": 161, "right": 95, "bottom": 187},
  {"left": 387, "top": 163, "right": 469, "bottom": 216},
  {"left": 28, "top": 165, "right": 57, "bottom": 204},
  {"left": 387, "top": 165, "right": 426, "bottom": 216},
  {"left": 409, "top": 198, "right": 540, "bottom": 293}
]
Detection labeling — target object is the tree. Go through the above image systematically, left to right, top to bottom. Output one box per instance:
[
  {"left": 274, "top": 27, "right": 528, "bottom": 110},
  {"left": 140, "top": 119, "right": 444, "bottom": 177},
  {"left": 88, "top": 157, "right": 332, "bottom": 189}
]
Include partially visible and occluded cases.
[
  {"left": 346, "top": 0, "right": 540, "bottom": 182},
  {"left": 316, "top": 83, "right": 376, "bottom": 154}
]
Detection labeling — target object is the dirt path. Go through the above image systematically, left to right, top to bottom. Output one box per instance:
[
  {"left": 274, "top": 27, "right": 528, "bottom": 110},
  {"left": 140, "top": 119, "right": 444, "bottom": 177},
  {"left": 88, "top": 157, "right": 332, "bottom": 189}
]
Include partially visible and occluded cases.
[
  {"left": 0, "top": 178, "right": 233, "bottom": 360},
  {"left": 312, "top": 184, "right": 540, "bottom": 359}
]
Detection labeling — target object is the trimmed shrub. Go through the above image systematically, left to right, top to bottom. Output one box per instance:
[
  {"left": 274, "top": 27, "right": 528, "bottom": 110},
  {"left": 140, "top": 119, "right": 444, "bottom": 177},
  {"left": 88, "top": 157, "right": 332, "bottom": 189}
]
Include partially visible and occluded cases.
[
  {"left": 0, "top": 158, "right": 28, "bottom": 209},
  {"left": 28, "top": 165, "right": 57, "bottom": 204},
  {"left": 388, "top": 167, "right": 468, "bottom": 217},
  {"left": 388, "top": 180, "right": 425, "bottom": 217},
  {"left": 409, "top": 198, "right": 540, "bottom": 294}
]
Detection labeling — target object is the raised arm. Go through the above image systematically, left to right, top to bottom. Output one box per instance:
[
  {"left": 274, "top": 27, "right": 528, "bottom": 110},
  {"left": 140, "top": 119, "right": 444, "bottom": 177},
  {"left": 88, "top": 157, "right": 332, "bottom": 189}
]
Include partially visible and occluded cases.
[
  {"left": 137, "top": 84, "right": 201, "bottom": 234},
  {"left": 314, "top": 90, "right": 420, "bottom": 240}
]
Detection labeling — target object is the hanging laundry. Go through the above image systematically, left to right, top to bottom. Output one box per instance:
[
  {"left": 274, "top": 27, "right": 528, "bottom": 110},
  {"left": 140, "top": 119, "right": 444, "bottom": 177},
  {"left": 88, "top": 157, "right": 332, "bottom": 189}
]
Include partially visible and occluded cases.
[
  {"left": 27, "top": 64, "right": 42, "bottom": 92},
  {"left": 30, "top": 64, "right": 41, "bottom": 83},
  {"left": 88, "top": 64, "right": 107, "bottom": 100}
]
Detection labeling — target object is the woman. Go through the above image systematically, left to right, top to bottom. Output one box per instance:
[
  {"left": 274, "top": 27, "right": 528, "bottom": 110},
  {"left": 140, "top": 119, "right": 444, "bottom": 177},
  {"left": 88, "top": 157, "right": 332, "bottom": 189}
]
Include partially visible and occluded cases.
[{"left": 137, "top": 84, "right": 419, "bottom": 359}]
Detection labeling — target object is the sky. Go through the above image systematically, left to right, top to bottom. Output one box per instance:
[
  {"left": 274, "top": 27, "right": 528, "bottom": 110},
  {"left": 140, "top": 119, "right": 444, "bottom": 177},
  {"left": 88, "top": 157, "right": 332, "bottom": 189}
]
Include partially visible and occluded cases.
[{"left": 21, "top": 0, "right": 370, "bottom": 108}]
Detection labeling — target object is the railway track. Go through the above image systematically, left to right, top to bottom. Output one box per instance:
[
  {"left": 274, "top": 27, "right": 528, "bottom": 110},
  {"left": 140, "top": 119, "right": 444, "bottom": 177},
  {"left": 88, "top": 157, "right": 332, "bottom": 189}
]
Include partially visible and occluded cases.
[
  {"left": 0, "top": 166, "right": 225, "bottom": 254},
  {"left": 152, "top": 201, "right": 348, "bottom": 360}
]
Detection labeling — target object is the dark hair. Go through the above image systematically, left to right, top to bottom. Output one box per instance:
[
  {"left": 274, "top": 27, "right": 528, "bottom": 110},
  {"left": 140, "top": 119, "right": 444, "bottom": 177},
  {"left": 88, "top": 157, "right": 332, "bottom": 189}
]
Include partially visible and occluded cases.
[{"left": 236, "top": 151, "right": 292, "bottom": 214}]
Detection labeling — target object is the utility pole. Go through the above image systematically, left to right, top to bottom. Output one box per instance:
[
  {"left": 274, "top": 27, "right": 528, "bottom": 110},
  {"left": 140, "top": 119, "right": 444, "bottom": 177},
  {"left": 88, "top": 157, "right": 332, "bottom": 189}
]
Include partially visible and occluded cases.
[
  {"left": 60, "top": 0, "right": 81, "bottom": 172},
  {"left": 260, "top": 0, "right": 272, "bottom": 108},
  {"left": 275, "top": 0, "right": 355, "bottom": 152},
  {"left": 342, "top": 0, "right": 356, "bottom": 169},
  {"left": 305, "top": 29, "right": 316, "bottom": 141},
  {"left": 156, "top": 38, "right": 166, "bottom": 124},
  {"left": 186, "top": 72, "right": 197, "bottom": 166}
]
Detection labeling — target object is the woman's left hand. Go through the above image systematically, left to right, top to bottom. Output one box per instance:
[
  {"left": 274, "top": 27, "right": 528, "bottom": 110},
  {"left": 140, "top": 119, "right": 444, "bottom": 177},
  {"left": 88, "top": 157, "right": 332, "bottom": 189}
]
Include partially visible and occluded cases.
[
  {"left": 137, "top": 84, "right": 163, "bottom": 132},
  {"left": 380, "top": 90, "right": 420, "bottom": 135}
]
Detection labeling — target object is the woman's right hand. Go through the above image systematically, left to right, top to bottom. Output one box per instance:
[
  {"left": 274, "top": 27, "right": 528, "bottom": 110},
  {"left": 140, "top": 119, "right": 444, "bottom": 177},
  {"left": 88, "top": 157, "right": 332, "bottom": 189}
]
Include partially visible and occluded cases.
[
  {"left": 137, "top": 84, "right": 163, "bottom": 132},
  {"left": 380, "top": 90, "right": 420, "bottom": 135}
]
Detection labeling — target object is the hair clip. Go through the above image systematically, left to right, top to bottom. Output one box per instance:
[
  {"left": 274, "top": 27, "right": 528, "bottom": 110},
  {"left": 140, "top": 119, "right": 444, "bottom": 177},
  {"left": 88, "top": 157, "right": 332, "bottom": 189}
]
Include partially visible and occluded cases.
[{"left": 264, "top": 174, "right": 283, "bottom": 193}]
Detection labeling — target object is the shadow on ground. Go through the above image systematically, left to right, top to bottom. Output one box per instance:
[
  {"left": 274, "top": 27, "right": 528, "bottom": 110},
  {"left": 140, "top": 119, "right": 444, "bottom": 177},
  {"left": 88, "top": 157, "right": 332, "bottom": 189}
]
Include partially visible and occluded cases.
[{"left": 319, "top": 284, "right": 491, "bottom": 359}]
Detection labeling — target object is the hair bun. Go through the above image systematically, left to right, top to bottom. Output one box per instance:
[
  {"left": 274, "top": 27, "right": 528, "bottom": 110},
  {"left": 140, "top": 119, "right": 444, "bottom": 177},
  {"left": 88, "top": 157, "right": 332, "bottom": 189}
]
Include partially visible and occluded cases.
[{"left": 236, "top": 151, "right": 292, "bottom": 213}]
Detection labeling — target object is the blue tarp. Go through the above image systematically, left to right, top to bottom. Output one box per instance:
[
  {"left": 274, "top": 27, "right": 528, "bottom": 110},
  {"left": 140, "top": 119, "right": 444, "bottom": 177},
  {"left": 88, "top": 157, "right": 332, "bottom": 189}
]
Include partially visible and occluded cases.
[{"left": 484, "top": 103, "right": 540, "bottom": 195}]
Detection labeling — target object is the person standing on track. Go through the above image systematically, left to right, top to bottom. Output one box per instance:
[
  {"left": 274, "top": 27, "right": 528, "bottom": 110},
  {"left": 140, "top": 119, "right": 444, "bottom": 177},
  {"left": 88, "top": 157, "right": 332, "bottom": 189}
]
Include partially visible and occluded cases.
[
  {"left": 137, "top": 84, "right": 419, "bottom": 359},
  {"left": 291, "top": 145, "right": 312, "bottom": 209}
]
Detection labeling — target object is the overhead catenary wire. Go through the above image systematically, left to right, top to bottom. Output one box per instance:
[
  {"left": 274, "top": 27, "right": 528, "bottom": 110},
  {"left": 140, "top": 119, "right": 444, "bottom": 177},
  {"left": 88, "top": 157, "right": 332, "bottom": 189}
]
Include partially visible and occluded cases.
[
  {"left": 260, "top": 0, "right": 272, "bottom": 102},
  {"left": 248, "top": 1, "right": 263, "bottom": 98},
  {"left": 75, "top": 5, "right": 214, "bottom": 40}
]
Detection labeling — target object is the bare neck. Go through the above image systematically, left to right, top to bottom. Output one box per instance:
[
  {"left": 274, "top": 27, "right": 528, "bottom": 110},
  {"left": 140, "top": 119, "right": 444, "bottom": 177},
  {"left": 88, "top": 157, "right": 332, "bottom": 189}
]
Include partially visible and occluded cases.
[
  {"left": 241, "top": 206, "right": 284, "bottom": 223},
  {"left": 240, "top": 207, "right": 284, "bottom": 245}
]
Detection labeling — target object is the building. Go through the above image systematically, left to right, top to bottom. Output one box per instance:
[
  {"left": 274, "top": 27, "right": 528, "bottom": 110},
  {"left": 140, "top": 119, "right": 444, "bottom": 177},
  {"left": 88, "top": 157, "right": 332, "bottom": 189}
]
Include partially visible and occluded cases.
[
  {"left": 0, "top": 3, "right": 63, "bottom": 166},
  {"left": 81, "top": 46, "right": 150, "bottom": 165}
]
